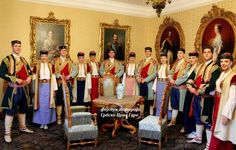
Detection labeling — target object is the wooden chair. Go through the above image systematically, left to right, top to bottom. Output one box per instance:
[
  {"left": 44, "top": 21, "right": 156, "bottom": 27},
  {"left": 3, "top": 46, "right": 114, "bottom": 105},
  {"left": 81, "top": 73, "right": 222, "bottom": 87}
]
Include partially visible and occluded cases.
[
  {"left": 99, "top": 74, "right": 119, "bottom": 96},
  {"left": 62, "top": 78, "right": 98, "bottom": 150},
  {"left": 138, "top": 83, "right": 170, "bottom": 149}
]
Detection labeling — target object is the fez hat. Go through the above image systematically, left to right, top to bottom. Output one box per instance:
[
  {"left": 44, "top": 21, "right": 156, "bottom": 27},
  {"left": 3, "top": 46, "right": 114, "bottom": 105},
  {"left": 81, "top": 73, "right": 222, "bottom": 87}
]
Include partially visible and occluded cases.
[
  {"left": 11, "top": 40, "right": 21, "bottom": 45},
  {"left": 59, "top": 45, "right": 67, "bottom": 50},
  {"left": 202, "top": 45, "right": 214, "bottom": 53},
  {"left": 145, "top": 47, "right": 152, "bottom": 52},
  {"left": 177, "top": 48, "right": 185, "bottom": 53},
  {"left": 40, "top": 50, "right": 48, "bottom": 55},
  {"left": 89, "top": 51, "right": 96, "bottom": 56},
  {"left": 188, "top": 51, "right": 199, "bottom": 57},
  {"left": 77, "top": 52, "right": 85, "bottom": 57},
  {"left": 129, "top": 52, "right": 136, "bottom": 57},
  {"left": 160, "top": 52, "right": 167, "bottom": 57},
  {"left": 219, "top": 52, "right": 233, "bottom": 61}
]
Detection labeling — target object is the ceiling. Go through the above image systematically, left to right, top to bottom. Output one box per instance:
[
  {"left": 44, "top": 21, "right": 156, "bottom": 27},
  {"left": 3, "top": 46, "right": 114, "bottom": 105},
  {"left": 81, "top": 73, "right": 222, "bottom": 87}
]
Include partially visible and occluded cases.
[{"left": 20, "top": 0, "right": 223, "bottom": 18}]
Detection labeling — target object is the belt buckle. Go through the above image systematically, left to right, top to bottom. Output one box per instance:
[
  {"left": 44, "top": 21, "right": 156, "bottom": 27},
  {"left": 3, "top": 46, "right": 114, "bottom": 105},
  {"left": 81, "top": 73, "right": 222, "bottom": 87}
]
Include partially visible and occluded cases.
[{"left": 43, "top": 79, "right": 47, "bottom": 83}]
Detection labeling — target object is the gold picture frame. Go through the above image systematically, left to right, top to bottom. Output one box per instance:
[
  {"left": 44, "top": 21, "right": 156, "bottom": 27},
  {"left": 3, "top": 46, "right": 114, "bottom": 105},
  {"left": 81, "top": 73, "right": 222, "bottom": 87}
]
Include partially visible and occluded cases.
[
  {"left": 195, "top": 5, "right": 236, "bottom": 62},
  {"left": 30, "top": 12, "right": 71, "bottom": 66},
  {"left": 155, "top": 17, "right": 185, "bottom": 64},
  {"left": 99, "top": 19, "right": 130, "bottom": 63}
]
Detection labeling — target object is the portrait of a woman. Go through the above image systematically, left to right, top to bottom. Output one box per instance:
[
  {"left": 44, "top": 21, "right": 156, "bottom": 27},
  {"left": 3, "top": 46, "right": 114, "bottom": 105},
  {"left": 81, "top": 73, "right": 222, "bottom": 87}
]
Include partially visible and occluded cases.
[{"left": 207, "top": 24, "right": 223, "bottom": 62}]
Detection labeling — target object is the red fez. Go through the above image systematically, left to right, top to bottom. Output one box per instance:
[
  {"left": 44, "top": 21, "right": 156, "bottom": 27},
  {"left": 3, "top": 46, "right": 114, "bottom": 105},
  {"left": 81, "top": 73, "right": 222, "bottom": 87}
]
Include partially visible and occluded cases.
[
  {"left": 11, "top": 40, "right": 21, "bottom": 45},
  {"left": 59, "top": 45, "right": 67, "bottom": 50},
  {"left": 145, "top": 47, "right": 152, "bottom": 52},
  {"left": 177, "top": 48, "right": 185, "bottom": 53},
  {"left": 40, "top": 50, "right": 48, "bottom": 55},
  {"left": 89, "top": 51, "right": 96, "bottom": 56},
  {"left": 188, "top": 51, "right": 199, "bottom": 57},
  {"left": 77, "top": 52, "right": 85, "bottom": 57},
  {"left": 129, "top": 52, "right": 136, "bottom": 57},
  {"left": 160, "top": 52, "right": 167, "bottom": 57},
  {"left": 219, "top": 52, "right": 233, "bottom": 61}
]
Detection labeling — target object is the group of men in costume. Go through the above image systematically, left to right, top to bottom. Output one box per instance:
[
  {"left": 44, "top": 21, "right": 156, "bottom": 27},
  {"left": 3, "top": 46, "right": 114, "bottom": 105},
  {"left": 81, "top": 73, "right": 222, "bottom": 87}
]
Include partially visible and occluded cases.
[{"left": 0, "top": 40, "right": 235, "bottom": 150}]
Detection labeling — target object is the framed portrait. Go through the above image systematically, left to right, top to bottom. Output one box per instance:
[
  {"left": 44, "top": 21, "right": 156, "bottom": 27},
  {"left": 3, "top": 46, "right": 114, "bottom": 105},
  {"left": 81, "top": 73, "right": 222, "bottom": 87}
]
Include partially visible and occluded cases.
[
  {"left": 195, "top": 5, "right": 236, "bottom": 63},
  {"left": 30, "top": 12, "right": 71, "bottom": 66},
  {"left": 155, "top": 17, "right": 185, "bottom": 65},
  {"left": 99, "top": 19, "right": 130, "bottom": 63}
]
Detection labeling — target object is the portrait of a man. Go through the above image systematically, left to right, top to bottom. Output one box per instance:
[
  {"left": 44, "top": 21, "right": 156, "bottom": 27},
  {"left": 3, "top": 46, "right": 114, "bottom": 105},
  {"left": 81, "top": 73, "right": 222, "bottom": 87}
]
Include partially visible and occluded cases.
[
  {"left": 155, "top": 17, "right": 185, "bottom": 65},
  {"left": 100, "top": 19, "right": 130, "bottom": 63},
  {"left": 160, "top": 26, "right": 180, "bottom": 64},
  {"left": 104, "top": 30, "right": 125, "bottom": 61}
]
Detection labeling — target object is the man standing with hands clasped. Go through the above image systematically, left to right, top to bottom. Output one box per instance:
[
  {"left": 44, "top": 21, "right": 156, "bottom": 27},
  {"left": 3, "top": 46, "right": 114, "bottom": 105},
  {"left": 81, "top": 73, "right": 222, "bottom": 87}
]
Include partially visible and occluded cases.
[{"left": 0, "top": 40, "right": 34, "bottom": 143}]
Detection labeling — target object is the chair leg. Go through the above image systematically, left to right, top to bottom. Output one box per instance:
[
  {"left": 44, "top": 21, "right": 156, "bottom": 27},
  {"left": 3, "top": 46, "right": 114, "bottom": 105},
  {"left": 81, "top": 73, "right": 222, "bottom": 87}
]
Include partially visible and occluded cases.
[
  {"left": 94, "top": 138, "right": 98, "bottom": 147},
  {"left": 138, "top": 138, "right": 141, "bottom": 145},
  {"left": 158, "top": 139, "right": 161, "bottom": 149},
  {"left": 67, "top": 141, "right": 70, "bottom": 150}
]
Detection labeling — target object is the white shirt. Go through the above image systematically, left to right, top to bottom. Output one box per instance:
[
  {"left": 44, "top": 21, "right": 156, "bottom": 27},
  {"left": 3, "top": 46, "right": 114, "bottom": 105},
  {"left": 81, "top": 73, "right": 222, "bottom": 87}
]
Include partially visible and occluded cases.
[
  {"left": 12, "top": 53, "right": 20, "bottom": 61},
  {"left": 60, "top": 56, "right": 66, "bottom": 62},
  {"left": 145, "top": 57, "right": 151, "bottom": 62},
  {"left": 109, "top": 58, "right": 114, "bottom": 64},
  {"left": 176, "top": 59, "right": 184, "bottom": 69},
  {"left": 205, "top": 59, "right": 213, "bottom": 66},
  {"left": 91, "top": 62, "right": 99, "bottom": 75},
  {"left": 40, "top": 63, "right": 51, "bottom": 79},
  {"left": 77, "top": 63, "right": 85, "bottom": 77},
  {"left": 127, "top": 63, "right": 135, "bottom": 76},
  {"left": 187, "top": 63, "right": 197, "bottom": 76},
  {"left": 158, "top": 64, "right": 167, "bottom": 78},
  {"left": 216, "top": 70, "right": 232, "bottom": 93}
]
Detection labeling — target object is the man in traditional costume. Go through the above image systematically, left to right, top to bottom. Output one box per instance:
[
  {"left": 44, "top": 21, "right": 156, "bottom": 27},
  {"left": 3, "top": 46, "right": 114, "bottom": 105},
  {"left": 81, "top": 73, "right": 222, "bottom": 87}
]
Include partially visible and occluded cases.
[
  {"left": 0, "top": 40, "right": 34, "bottom": 143},
  {"left": 54, "top": 46, "right": 77, "bottom": 124},
  {"left": 187, "top": 46, "right": 221, "bottom": 148},
  {"left": 137, "top": 47, "right": 157, "bottom": 116},
  {"left": 168, "top": 48, "right": 188, "bottom": 126},
  {"left": 99, "top": 49, "right": 124, "bottom": 78},
  {"left": 32, "top": 50, "right": 57, "bottom": 130},
  {"left": 87, "top": 51, "right": 100, "bottom": 113},
  {"left": 181, "top": 51, "right": 199, "bottom": 135},
  {"left": 72, "top": 52, "right": 91, "bottom": 106},
  {"left": 122, "top": 52, "right": 139, "bottom": 96},
  {"left": 152, "top": 52, "right": 170, "bottom": 116},
  {"left": 209, "top": 53, "right": 236, "bottom": 150}
]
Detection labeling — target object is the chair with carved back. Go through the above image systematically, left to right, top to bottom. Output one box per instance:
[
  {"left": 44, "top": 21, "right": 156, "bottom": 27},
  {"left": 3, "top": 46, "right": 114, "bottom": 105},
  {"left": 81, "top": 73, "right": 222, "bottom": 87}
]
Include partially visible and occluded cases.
[
  {"left": 99, "top": 74, "right": 119, "bottom": 96},
  {"left": 62, "top": 78, "right": 98, "bottom": 150},
  {"left": 138, "top": 83, "right": 170, "bottom": 149}
]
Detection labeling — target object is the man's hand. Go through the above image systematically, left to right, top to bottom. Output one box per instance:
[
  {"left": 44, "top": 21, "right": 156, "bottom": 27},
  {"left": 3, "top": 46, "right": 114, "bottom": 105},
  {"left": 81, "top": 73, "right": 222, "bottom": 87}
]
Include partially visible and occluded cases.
[
  {"left": 65, "top": 75, "right": 71, "bottom": 80},
  {"left": 25, "top": 77, "right": 32, "bottom": 85},
  {"left": 137, "top": 78, "right": 141, "bottom": 83},
  {"left": 141, "top": 78, "right": 145, "bottom": 84},
  {"left": 16, "top": 79, "right": 24, "bottom": 85},
  {"left": 170, "top": 79, "right": 175, "bottom": 85},
  {"left": 88, "top": 89, "right": 91, "bottom": 94},
  {"left": 221, "top": 115, "right": 229, "bottom": 126}
]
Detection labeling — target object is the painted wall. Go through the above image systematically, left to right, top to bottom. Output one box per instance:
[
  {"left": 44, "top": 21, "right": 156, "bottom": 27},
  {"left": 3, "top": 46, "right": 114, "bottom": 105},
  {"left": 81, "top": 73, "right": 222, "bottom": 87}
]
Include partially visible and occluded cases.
[{"left": 0, "top": 0, "right": 235, "bottom": 109}]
